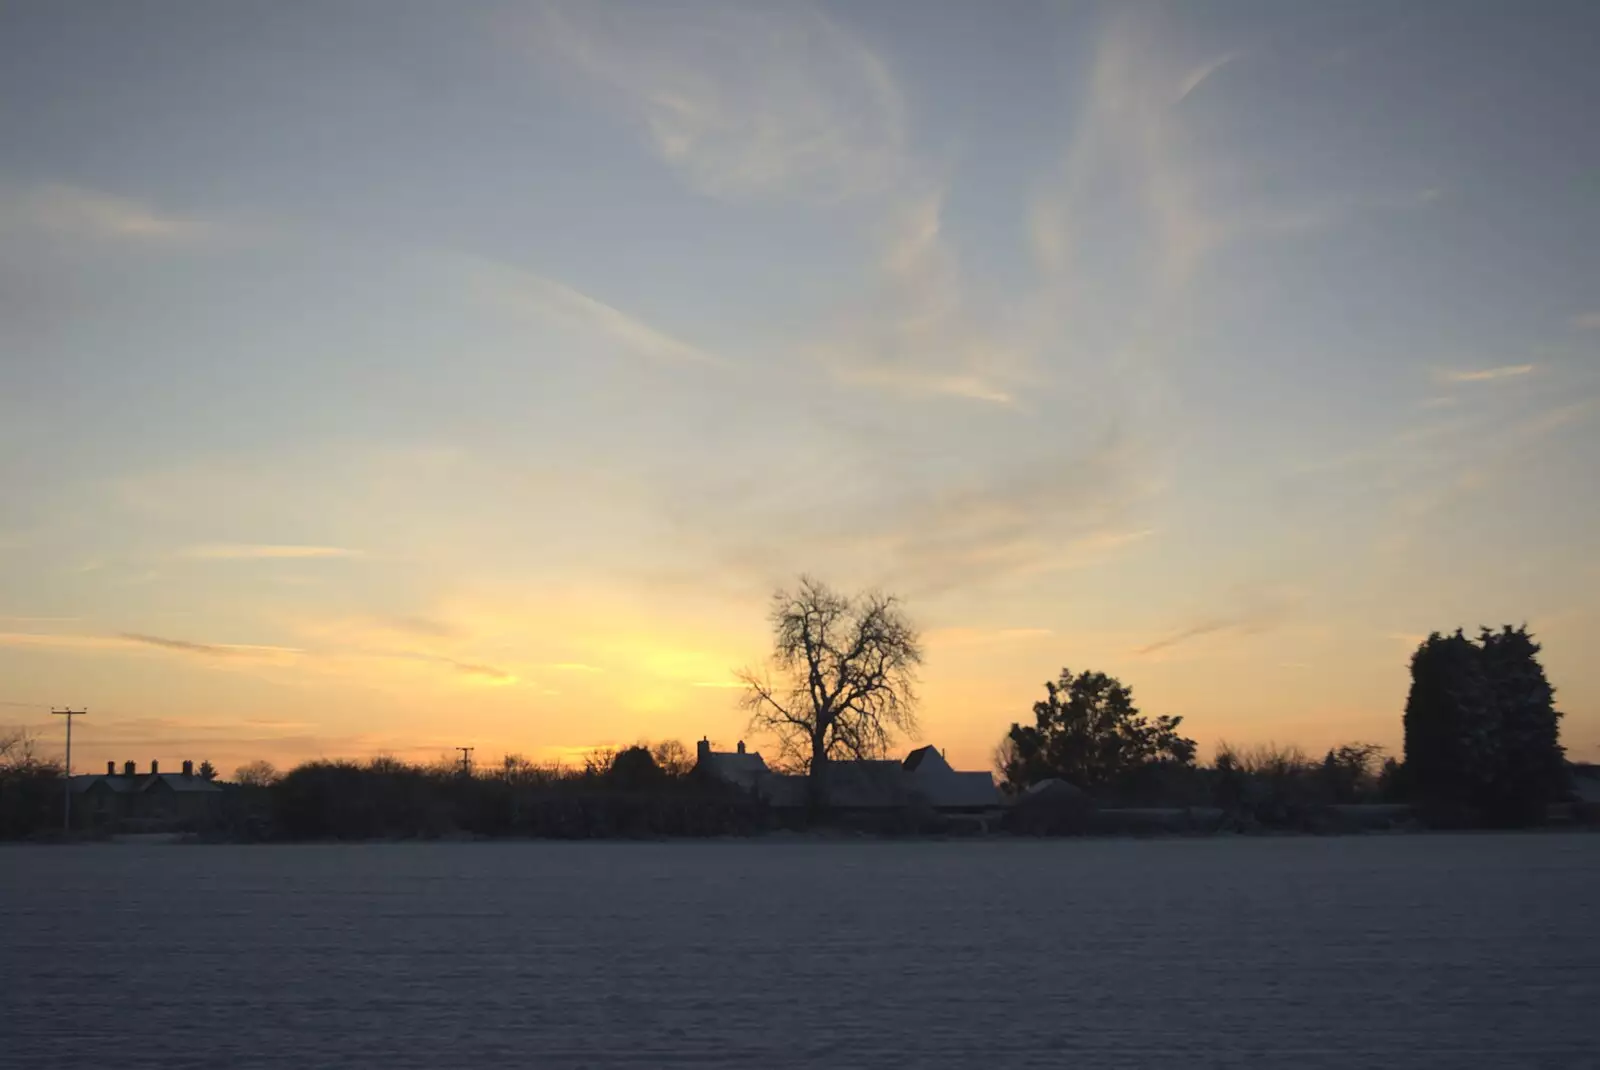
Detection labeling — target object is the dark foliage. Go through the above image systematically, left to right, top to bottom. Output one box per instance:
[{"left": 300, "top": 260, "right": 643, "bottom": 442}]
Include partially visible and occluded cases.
[
  {"left": 1403, "top": 626, "right": 1565, "bottom": 825},
  {"left": 999, "top": 668, "right": 1197, "bottom": 798},
  {"left": 0, "top": 729, "right": 64, "bottom": 840},
  {"left": 0, "top": 729, "right": 62, "bottom": 838},
  {"left": 1209, "top": 741, "right": 1392, "bottom": 829},
  {"left": 264, "top": 747, "right": 765, "bottom": 840}
]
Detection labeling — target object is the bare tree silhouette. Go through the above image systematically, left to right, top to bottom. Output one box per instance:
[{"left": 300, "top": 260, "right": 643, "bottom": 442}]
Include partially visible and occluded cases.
[{"left": 737, "top": 575, "right": 921, "bottom": 809}]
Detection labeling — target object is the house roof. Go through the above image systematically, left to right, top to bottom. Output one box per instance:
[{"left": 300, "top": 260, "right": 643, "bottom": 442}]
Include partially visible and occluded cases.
[
  {"left": 696, "top": 739, "right": 998, "bottom": 810},
  {"left": 902, "top": 745, "right": 950, "bottom": 772},
  {"left": 696, "top": 750, "right": 770, "bottom": 790},
  {"left": 759, "top": 760, "right": 911, "bottom": 809},
  {"left": 911, "top": 771, "right": 1000, "bottom": 809},
  {"left": 69, "top": 773, "right": 222, "bottom": 795},
  {"left": 145, "top": 773, "right": 223, "bottom": 793},
  {"left": 70, "top": 775, "right": 134, "bottom": 794}
]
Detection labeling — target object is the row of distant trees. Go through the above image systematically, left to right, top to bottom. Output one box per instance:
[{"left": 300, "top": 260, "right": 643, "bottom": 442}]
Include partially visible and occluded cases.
[
  {"left": 0, "top": 576, "right": 1577, "bottom": 837},
  {"left": 733, "top": 578, "right": 1571, "bottom": 826},
  {"left": 987, "top": 625, "right": 1566, "bottom": 825},
  {"left": 225, "top": 742, "right": 758, "bottom": 840}
]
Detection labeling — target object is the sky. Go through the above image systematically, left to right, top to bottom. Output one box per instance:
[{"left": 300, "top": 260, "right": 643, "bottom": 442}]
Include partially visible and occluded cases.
[{"left": 2, "top": 0, "right": 1597, "bottom": 777}]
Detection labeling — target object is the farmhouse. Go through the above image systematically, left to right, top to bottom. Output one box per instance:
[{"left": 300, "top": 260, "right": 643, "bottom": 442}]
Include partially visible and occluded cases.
[
  {"left": 695, "top": 738, "right": 999, "bottom": 813},
  {"left": 70, "top": 760, "right": 224, "bottom": 831}
]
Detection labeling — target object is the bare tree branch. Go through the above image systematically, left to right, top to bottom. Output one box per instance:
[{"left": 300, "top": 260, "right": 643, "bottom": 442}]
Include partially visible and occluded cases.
[{"left": 737, "top": 576, "right": 922, "bottom": 809}]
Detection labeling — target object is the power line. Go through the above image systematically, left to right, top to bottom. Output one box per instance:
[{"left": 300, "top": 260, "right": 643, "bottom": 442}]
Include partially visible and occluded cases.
[
  {"left": 51, "top": 708, "right": 86, "bottom": 835},
  {"left": 455, "top": 746, "right": 475, "bottom": 777}
]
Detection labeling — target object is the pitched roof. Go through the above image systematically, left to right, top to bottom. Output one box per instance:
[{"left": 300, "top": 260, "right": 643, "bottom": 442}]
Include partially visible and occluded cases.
[
  {"left": 695, "top": 740, "right": 999, "bottom": 810},
  {"left": 902, "top": 745, "right": 950, "bottom": 772},
  {"left": 696, "top": 750, "right": 770, "bottom": 791},
  {"left": 910, "top": 771, "right": 999, "bottom": 809},
  {"left": 69, "top": 773, "right": 222, "bottom": 795},
  {"left": 144, "top": 773, "right": 223, "bottom": 794},
  {"left": 70, "top": 775, "right": 134, "bottom": 794}
]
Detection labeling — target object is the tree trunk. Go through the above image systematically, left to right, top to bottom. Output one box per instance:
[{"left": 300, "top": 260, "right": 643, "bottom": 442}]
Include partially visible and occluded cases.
[{"left": 808, "top": 730, "right": 829, "bottom": 815}]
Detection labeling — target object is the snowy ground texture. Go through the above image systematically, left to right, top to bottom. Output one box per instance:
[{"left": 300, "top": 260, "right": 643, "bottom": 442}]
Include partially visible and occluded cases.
[{"left": 3, "top": 835, "right": 1598, "bottom": 1069}]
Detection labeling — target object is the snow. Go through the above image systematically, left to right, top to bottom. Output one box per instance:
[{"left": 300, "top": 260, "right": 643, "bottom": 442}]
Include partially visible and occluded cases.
[{"left": 3, "top": 835, "right": 1597, "bottom": 1067}]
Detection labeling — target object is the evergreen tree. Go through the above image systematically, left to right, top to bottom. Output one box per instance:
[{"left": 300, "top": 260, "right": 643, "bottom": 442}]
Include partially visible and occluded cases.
[
  {"left": 1479, "top": 625, "right": 1566, "bottom": 822},
  {"left": 1403, "top": 626, "right": 1564, "bottom": 824}
]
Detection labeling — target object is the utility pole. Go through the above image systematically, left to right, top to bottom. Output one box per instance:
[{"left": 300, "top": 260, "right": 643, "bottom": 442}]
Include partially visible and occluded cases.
[
  {"left": 52, "top": 708, "right": 86, "bottom": 835},
  {"left": 455, "top": 746, "right": 475, "bottom": 777}
]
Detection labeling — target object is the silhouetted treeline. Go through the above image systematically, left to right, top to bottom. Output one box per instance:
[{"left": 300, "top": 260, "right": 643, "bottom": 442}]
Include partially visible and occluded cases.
[
  {"left": 0, "top": 623, "right": 1584, "bottom": 840},
  {"left": 994, "top": 625, "right": 1574, "bottom": 831},
  {"left": 0, "top": 730, "right": 62, "bottom": 839},
  {"left": 230, "top": 745, "right": 767, "bottom": 841}
]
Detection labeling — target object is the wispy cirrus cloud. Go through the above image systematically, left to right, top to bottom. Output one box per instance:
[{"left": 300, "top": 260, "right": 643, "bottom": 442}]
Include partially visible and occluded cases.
[
  {"left": 528, "top": 0, "right": 906, "bottom": 201},
  {"left": 523, "top": 3, "right": 1028, "bottom": 405},
  {"left": 1031, "top": 13, "right": 1446, "bottom": 300},
  {"left": 1174, "top": 51, "right": 1240, "bottom": 105},
  {"left": 0, "top": 184, "right": 215, "bottom": 244},
  {"left": 818, "top": 189, "right": 1032, "bottom": 405},
  {"left": 476, "top": 260, "right": 725, "bottom": 368},
  {"left": 1571, "top": 312, "right": 1600, "bottom": 330},
  {"left": 1439, "top": 363, "right": 1535, "bottom": 384},
  {"left": 650, "top": 426, "right": 1160, "bottom": 600},
  {"left": 182, "top": 544, "right": 365, "bottom": 561},
  {"left": 1135, "top": 587, "right": 1305, "bottom": 657},
  {"left": 289, "top": 615, "right": 522, "bottom": 687},
  {"left": 924, "top": 626, "right": 1054, "bottom": 650},
  {"left": 0, "top": 630, "right": 301, "bottom": 664},
  {"left": 0, "top": 632, "right": 128, "bottom": 652},
  {"left": 120, "top": 633, "right": 303, "bottom": 660},
  {"left": 447, "top": 660, "right": 518, "bottom": 685}
]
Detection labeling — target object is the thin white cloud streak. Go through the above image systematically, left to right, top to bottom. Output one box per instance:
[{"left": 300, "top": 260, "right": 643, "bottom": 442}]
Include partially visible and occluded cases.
[
  {"left": 528, "top": 0, "right": 907, "bottom": 201},
  {"left": 1174, "top": 52, "right": 1240, "bottom": 105},
  {"left": 0, "top": 184, "right": 214, "bottom": 244},
  {"left": 475, "top": 261, "right": 726, "bottom": 368},
  {"left": 1572, "top": 312, "right": 1600, "bottom": 330},
  {"left": 1440, "top": 364, "right": 1535, "bottom": 383},
  {"left": 183, "top": 544, "right": 365, "bottom": 560},
  {"left": 2, "top": 620, "right": 519, "bottom": 688},
  {"left": 0, "top": 631, "right": 300, "bottom": 664},
  {"left": 119, "top": 633, "right": 304, "bottom": 660}
]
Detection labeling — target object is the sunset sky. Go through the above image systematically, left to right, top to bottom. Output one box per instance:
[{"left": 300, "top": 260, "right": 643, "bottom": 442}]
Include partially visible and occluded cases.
[{"left": 2, "top": 1, "right": 1597, "bottom": 777}]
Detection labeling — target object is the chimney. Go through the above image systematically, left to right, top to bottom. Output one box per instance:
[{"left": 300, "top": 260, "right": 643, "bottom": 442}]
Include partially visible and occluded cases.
[
  {"left": 696, "top": 738, "right": 711, "bottom": 763},
  {"left": 737, "top": 740, "right": 746, "bottom": 755},
  {"left": 107, "top": 760, "right": 116, "bottom": 775},
  {"left": 124, "top": 760, "right": 136, "bottom": 777},
  {"left": 150, "top": 760, "right": 159, "bottom": 775},
  {"left": 182, "top": 760, "right": 194, "bottom": 777}
]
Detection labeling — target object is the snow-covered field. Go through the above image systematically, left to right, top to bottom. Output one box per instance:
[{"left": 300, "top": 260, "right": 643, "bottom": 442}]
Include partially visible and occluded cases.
[{"left": 3, "top": 835, "right": 1597, "bottom": 1068}]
